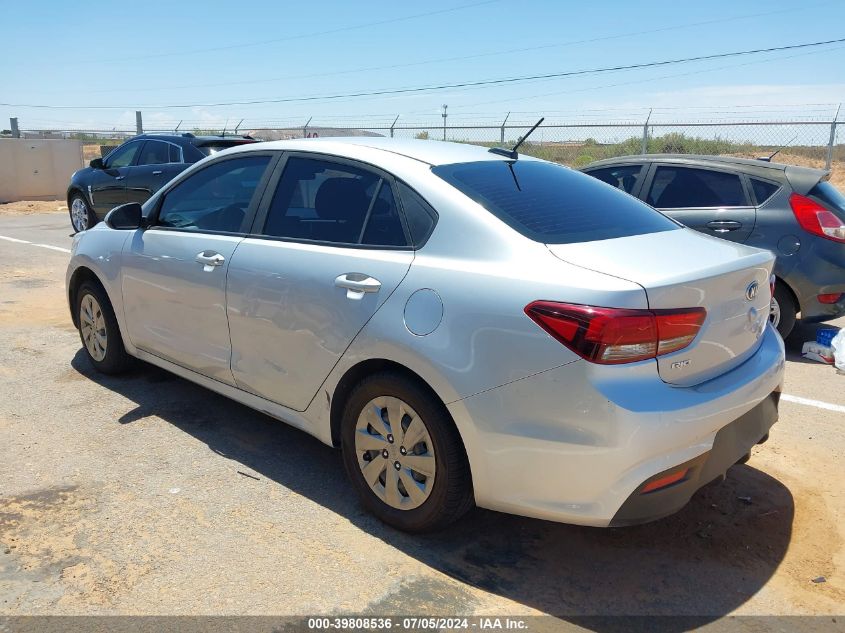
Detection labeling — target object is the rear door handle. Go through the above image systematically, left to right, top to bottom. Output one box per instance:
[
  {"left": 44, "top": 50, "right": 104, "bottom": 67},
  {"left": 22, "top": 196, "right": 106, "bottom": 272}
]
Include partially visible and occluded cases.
[
  {"left": 152, "top": 170, "right": 163, "bottom": 175},
  {"left": 115, "top": 175, "right": 125, "bottom": 181},
  {"left": 707, "top": 220, "right": 742, "bottom": 233},
  {"left": 196, "top": 251, "right": 225, "bottom": 270},
  {"left": 335, "top": 273, "right": 381, "bottom": 299}
]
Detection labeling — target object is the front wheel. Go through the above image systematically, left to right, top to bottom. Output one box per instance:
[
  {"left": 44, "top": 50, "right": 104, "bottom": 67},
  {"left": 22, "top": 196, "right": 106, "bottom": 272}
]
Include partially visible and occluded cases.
[
  {"left": 69, "top": 194, "right": 96, "bottom": 233},
  {"left": 76, "top": 281, "right": 132, "bottom": 374},
  {"left": 770, "top": 281, "right": 797, "bottom": 339},
  {"left": 341, "top": 372, "right": 473, "bottom": 532}
]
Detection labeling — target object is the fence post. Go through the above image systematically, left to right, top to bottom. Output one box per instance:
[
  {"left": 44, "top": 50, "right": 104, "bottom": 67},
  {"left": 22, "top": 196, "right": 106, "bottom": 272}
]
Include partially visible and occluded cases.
[
  {"left": 826, "top": 103, "right": 841, "bottom": 171},
  {"left": 441, "top": 105, "right": 448, "bottom": 141},
  {"left": 641, "top": 109, "right": 652, "bottom": 154},
  {"left": 135, "top": 111, "right": 143, "bottom": 135},
  {"left": 500, "top": 111, "right": 510, "bottom": 144},
  {"left": 390, "top": 115, "right": 399, "bottom": 138},
  {"left": 303, "top": 116, "right": 312, "bottom": 139},
  {"left": 10, "top": 117, "right": 19, "bottom": 138}
]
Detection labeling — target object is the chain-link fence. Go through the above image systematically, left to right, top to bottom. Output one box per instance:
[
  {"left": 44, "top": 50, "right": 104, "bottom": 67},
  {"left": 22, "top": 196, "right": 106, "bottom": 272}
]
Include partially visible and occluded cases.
[{"left": 7, "top": 117, "right": 843, "bottom": 178}]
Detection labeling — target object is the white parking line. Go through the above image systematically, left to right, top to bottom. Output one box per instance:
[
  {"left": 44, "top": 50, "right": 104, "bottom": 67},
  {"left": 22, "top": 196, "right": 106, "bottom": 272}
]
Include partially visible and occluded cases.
[
  {"left": 0, "top": 234, "right": 70, "bottom": 253},
  {"left": 781, "top": 393, "right": 845, "bottom": 414}
]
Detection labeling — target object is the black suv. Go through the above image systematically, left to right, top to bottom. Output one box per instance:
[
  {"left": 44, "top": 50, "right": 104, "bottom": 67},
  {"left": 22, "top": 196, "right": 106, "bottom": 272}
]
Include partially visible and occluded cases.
[
  {"left": 67, "top": 133, "right": 257, "bottom": 232},
  {"left": 582, "top": 154, "right": 845, "bottom": 338}
]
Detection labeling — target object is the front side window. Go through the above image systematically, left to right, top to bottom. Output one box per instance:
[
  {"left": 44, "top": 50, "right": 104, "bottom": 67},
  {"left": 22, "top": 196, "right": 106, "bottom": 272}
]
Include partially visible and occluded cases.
[
  {"left": 106, "top": 141, "right": 142, "bottom": 168},
  {"left": 137, "top": 141, "right": 170, "bottom": 166},
  {"left": 156, "top": 155, "right": 271, "bottom": 233},
  {"left": 262, "top": 157, "right": 409, "bottom": 247},
  {"left": 432, "top": 160, "right": 678, "bottom": 244},
  {"left": 586, "top": 165, "right": 642, "bottom": 194},
  {"left": 647, "top": 166, "right": 747, "bottom": 208}
]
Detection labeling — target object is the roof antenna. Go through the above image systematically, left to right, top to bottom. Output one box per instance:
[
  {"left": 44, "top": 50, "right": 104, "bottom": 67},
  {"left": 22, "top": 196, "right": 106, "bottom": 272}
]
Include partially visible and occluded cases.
[
  {"left": 489, "top": 117, "right": 544, "bottom": 160},
  {"left": 221, "top": 119, "right": 229, "bottom": 137},
  {"left": 234, "top": 119, "right": 243, "bottom": 135},
  {"left": 174, "top": 120, "right": 182, "bottom": 133},
  {"left": 759, "top": 135, "right": 796, "bottom": 162}
]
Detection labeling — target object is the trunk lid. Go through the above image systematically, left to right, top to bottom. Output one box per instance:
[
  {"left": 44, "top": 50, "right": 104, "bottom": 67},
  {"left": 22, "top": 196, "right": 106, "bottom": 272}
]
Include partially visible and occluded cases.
[{"left": 547, "top": 228, "right": 774, "bottom": 386}]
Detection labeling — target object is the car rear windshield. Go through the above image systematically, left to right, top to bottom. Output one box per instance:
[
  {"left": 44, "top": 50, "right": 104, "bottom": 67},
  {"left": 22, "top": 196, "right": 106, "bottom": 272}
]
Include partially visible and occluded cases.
[
  {"left": 197, "top": 140, "right": 256, "bottom": 156},
  {"left": 432, "top": 160, "right": 679, "bottom": 244},
  {"left": 812, "top": 181, "right": 845, "bottom": 218}
]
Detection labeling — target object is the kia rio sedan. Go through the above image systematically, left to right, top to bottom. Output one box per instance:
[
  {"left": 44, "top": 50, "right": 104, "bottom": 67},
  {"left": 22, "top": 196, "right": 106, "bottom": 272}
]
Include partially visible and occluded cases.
[{"left": 66, "top": 138, "right": 785, "bottom": 532}]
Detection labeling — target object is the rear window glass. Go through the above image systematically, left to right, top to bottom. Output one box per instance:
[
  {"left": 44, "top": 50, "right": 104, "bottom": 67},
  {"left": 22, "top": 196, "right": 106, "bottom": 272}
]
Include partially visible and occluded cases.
[
  {"left": 197, "top": 141, "right": 256, "bottom": 156},
  {"left": 432, "top": 160, "right": 678, "bottom": 244},
  {"left": 750, "top": 178, "right": 780, "bottom": 205},
  {"left": 812, "top": 181, "right": 845, "bottom": 217}
]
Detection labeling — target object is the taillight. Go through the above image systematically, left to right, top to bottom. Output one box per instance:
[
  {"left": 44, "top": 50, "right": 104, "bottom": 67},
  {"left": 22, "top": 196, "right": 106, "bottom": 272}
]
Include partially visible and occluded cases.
[
  {"left": 789, "top": 193, "right": 845, "bottom": 243},
  {"left": 818, "top": 293, "right": 844, "bottom": 304},
  {"left": 524, "top": 301, "right": 706, "bottom": 365}
]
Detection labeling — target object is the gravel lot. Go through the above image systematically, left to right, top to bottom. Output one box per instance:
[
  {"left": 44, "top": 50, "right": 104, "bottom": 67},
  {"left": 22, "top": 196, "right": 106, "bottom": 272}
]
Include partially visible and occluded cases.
[{"left": 1, "top": 211, "right": 843, "bottom": 624}]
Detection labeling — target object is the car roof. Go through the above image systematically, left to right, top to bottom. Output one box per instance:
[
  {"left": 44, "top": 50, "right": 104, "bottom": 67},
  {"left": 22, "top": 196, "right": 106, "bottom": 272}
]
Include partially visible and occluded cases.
[
  {"left": 135, "top": 133, "right": 256, "bottom": 145},
  {"left": 230, "top": 137, "right": 528, "bottom": 166},
  {"left": 583, "top": 153, "right": 829, "bottom": 195}
]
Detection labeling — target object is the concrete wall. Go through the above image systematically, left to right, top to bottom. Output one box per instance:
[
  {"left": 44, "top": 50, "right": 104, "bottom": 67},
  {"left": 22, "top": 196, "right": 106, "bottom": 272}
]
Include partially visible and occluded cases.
[{"left": 0, "top": 139, "right": 85, "bottom": 202}]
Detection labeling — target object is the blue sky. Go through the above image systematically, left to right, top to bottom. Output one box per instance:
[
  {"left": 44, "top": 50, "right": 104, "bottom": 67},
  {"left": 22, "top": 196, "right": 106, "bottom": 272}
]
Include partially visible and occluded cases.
[{"left": 2, "top": 0, "right": 844, "bottom": 131}]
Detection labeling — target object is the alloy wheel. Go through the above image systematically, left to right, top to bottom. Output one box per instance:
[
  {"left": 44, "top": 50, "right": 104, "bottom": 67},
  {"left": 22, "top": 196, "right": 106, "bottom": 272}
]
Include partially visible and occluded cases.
[
  {"left": 71, "top": 198, "right": 89, "bottom": 232},
  {"left": 79, "top": 293, "right": 107, "bottom": 361},
  {"left": 769, "top": 297, "right": 781, "bottom": 328},
  {"left": 354, "top": 396, "right": 436, "bottom": 510}
]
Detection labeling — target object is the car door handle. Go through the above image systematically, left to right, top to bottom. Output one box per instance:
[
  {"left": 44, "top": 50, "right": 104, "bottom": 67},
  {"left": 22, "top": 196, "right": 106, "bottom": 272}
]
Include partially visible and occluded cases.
[
  {"left": 152, "top": 170, "right": 163, "bottom": 175},
  {"left": 115, "top": 176, "right": 125, "bottom": 181},
  {"left": 707, "top": 220, "right": 742, "bottom": 233},
  {"left": 196, "top": 251, "right": 225, "bottom": 269},
  {"left": 335, "top": 273, "right": 381, "bottom": 299}
]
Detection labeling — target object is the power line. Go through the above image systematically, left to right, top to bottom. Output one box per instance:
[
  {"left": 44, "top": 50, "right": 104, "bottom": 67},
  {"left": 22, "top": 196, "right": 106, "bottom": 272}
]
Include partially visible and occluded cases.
[
  {"left": 38, "top": 1, "right": 833, "bottom": 96},
  {"left": 5, "top": 38, "right": 843, "bottom": 111}
]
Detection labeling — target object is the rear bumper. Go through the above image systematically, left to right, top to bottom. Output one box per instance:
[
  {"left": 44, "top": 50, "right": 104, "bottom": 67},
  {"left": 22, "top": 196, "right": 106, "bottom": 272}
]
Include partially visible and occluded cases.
[
  {"left": 783, "top": 242, "right": 845, "bottom": 322},
  {"left": 447, "top": 323, "right": 785, "bottom": 526},
  {"left": 609, "top": 391, "right": 778, "bottom": 526}
]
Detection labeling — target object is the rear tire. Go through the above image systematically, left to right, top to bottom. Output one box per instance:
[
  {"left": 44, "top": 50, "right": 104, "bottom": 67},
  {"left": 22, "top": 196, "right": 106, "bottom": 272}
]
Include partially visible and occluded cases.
[
  {"left": 69, "top": 193, "right": 97, "bottom": 233},
  {"left": 76, "top": 281, "right": 132, "bottom": 374},
  {"left": 770, "top": 281, "right": 797, "bottom": 339},
  {"left": 340, "top": 372, "right": 473, "bottom": 532}
]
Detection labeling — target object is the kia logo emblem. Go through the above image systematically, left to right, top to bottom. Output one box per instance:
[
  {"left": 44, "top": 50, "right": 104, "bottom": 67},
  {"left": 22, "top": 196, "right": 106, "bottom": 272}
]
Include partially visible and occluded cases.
[{"left": 745, "top": 281, "right": 759, "bottom": 301}]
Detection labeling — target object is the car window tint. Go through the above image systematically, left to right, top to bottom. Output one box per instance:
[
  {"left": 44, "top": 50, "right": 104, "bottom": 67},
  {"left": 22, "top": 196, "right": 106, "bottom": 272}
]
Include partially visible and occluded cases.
[
  {"left": 137, "top": 141, "right": 170, "bottom": 166},
  {"left": 106, "top": 142, "right": 141, "bottom": 168},
  {"left": 168, "top": 143, "right": 183, "bottom": 163},
  {"left": 157, "top": 156, "right": 271, "bottom": 233},
  {"left": 263, "top": 157, "right": 409, "bottom": 247},
  {"left": 432, "top": 160, "right": 678, "bottom": 244},
  {"left": 586, "top": 165, "right": 642, "bottom": 193},
  {"left": 647, "top": 166, "right": 746, "bottom": 208},
  {"left": 749, "top": 178, "right": 780, "bottom": 205},
  {"left": 397, "top": 182, "right": 436, "bottom": 246},
  {"left": 361, "top": 183, "right": 407, "bottom": 246}
]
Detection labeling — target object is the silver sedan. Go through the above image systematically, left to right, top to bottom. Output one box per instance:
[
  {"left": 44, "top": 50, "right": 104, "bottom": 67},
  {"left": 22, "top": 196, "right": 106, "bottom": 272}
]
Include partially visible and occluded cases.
[{"left": 67, "top": 138, "right": 785, "bottom": 532}]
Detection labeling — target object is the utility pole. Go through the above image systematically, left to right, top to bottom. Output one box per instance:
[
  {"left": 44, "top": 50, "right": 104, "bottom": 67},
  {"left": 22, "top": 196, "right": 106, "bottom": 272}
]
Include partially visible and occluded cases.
[
  {"left": 441, "top": 104, "right": 448, "bottom": 141},
  {"left": 135, "top": 111, "right": 143, "bottom": 136},
  {"left": 10, "top": 117, "right": 20, "bottom": 138}
]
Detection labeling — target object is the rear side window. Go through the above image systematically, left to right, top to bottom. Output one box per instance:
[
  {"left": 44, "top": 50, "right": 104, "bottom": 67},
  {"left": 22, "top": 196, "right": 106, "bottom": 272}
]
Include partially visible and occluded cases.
[
  {"left": 137, "top": 141, "right": 170, "bottom": 166},
  {"left": 169, "top": 143, "right": 183, "bottom": 163},
  {"left": 157, "top": 155, "right": 271, "bottom": 233},
  {"left": 262, "top": 157, "right": 409, "bottom": 247},
  {"left": 432, "top": 160, "right": 678, "bottom": 244},
  {"left": 585, "top": 165, "right": 642, "bottom": 194},
  {"left": 647, "top": 166, "right": 747, "bottom": 208},
  {"left": 750, "top": 178, "right": 780, "bottom": 205},
  {"left": 397, "top": 182, "right": 437, "bottom": 246}
]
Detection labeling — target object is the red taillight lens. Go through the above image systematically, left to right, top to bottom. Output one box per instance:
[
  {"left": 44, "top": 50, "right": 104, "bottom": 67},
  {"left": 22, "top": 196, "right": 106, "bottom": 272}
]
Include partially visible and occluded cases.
[
  {"left": 789, "top": 192, "right": 845, "bottom": 243},
  {"left": 818, "top": 293, "right": 844, "bottom": 304},
  {"left": 524, "top": 301, "right": 706, "bottom": 365}
]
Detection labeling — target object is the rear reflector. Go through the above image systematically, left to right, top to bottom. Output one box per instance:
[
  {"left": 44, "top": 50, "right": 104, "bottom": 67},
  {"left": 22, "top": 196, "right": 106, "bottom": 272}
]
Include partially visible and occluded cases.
[
  {"left": 789, "top": 192, "right": 845, "bottom": 243},
  {"left": 818, "top": 293, "right": 844, "bottom": 304},
  {"left": 524, "top": 301, "right": 706, "bottom": 365},
  {"left": 641, "top": 468, "right": 689, "bottom": 494}
]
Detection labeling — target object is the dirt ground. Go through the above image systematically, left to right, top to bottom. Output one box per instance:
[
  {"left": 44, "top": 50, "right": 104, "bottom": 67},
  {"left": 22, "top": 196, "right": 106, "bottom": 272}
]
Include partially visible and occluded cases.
[
  {"left": 0, "top": 200, "right": 66, "bottom": 214},
  {"left": 1, "top": 212, "right": 844, "bottom": 625}
]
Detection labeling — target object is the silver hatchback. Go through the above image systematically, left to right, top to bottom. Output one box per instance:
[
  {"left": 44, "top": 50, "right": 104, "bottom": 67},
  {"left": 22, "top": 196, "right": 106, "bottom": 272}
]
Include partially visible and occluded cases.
[{"left": 67, "top": 138, "right": 784, "bottom": 532}]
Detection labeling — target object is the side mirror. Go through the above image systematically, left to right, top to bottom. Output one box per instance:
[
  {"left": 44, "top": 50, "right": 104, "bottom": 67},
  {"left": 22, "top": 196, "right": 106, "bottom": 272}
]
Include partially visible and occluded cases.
[
  {"left": 89, "top": 158, "right": 104, "bottom": 169},
  {"left": 105, "top": 203, "right": 145, "bottom": 230}
]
